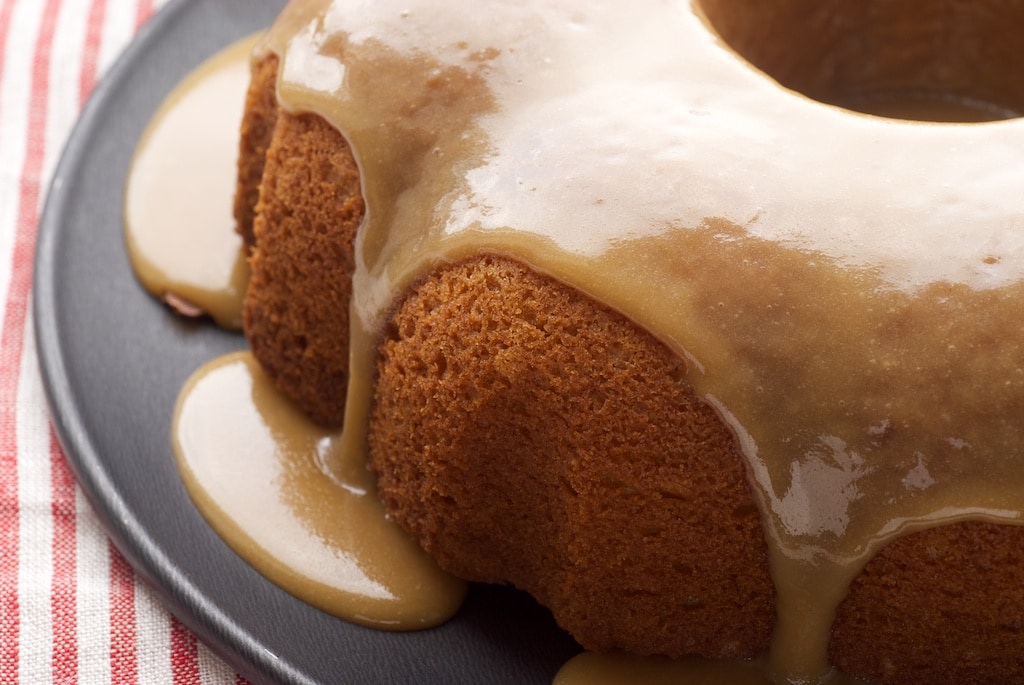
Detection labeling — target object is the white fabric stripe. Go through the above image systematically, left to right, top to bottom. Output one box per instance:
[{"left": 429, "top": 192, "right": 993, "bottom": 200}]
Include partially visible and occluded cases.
[
  {"left": 97, "top": 0, "right": 140, "bottom": 77},
  {"left": 17, "top": 312, "right": 56, "bottom": 684},
  {"left": 76, "top": 501, "right": 113, "bottom": 685},
  {"left": 134, "top": 581, "right": 175, "bottom": 683},
  {"left": 199, "top": 641, "right": 239, "bottom": 683}
]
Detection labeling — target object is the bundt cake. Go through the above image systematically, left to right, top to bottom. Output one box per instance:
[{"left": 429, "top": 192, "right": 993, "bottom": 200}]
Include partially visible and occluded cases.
[{"left": 177, "top": 0, "right": 1024, "bottom": 683}]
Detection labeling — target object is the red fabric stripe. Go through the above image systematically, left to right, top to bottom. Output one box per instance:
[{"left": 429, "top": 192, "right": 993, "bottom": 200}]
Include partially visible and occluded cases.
[
  {"left": 0, "top": 0, "right": 18, "bottom": 100},
  {"left": 1, "top": 0, "right": 65, "bottom": 680},
  {"left": 79, "top": 0, "right": 108, "bottom": 106},
  {"left": 0, "top": 394, "right": 21, "bottom": 685},
  {"left": 49, "top": 431, "right": 77, "bottom": 683},
  {"left": 108, "top": 544, "right": 138, "bottom": 684},
  {"left": 170, "top": 615, "right": 200, "bottom": 683}
]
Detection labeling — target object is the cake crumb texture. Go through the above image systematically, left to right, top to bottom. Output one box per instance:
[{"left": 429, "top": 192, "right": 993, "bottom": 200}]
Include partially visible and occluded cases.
[
  {"left": 369, "top": 256, "right": 775, "bottom": 659},
  {"left": 831, "top": 520, "right": 1024, "bottom": 685}
]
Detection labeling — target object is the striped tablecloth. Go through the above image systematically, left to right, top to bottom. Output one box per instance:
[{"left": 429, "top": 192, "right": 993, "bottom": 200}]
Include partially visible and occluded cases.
[{"left": 1, "top": 0, "right": 246, "bottom": 681}]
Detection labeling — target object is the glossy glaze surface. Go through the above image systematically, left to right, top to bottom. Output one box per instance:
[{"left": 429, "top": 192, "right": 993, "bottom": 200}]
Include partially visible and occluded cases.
[{"left": 124, "top": 36, "right": 252, "bottom": 329}]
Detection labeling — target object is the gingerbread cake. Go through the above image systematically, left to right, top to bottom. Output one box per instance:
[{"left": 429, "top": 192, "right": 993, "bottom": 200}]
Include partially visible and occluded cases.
[{"left": 230, "top": 1, "right": 1024, "bottom": 683}]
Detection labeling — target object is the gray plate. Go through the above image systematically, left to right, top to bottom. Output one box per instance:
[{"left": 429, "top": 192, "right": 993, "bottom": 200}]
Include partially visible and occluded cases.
[{"left": 33, "top": 0, "right": 579, "bottom": 682}]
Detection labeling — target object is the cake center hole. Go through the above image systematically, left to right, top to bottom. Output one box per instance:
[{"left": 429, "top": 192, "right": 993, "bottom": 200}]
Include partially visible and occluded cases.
[{"left": 697, "top": 0, "right": 1023, "bottom": 122}]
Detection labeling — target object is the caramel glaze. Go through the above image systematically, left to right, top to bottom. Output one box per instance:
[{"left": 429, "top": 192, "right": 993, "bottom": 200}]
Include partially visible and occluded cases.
[
  {"left": 133, "top": 0, "right": 1024, "bottom": 683},
  {"left": 256, "top": 0, "right": 1024, "bottom": 682},
  {"left": 124, "top": 37, "right": 252, "bottom": 329},
  {"left": 173, "top": 351, "right": 465, "bottom": 629}
]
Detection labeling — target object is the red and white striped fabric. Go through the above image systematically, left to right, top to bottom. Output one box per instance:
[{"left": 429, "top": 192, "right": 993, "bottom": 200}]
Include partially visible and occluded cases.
[{"left": 0, "top": 0, "right": 247, "bottom": 682}]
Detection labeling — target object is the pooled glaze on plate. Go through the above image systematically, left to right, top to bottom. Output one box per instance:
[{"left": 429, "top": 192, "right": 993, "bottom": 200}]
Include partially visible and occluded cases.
[
  {"left": 124, "top": 35, "right": 252, "bottom": 329},
  {"left": 173, "top": 351, "right": 466, "bottom": 629}
]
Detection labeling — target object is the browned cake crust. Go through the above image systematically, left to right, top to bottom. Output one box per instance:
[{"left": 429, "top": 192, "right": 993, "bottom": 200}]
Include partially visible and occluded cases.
[
  {"left": 234, "top": 54, "right": 280, "bottom": 249},
  {"left": 239, "top": 54, "right": 1024, "bottom": 681},
  {"left": 241, "top": 56, "right": 364, "bottom": 427},
  {"left": 369, "top": 255, "right": 774, "bottom": 659},
  {"left": 829, "top": 520, "right": 1024, "bottom": 685}
]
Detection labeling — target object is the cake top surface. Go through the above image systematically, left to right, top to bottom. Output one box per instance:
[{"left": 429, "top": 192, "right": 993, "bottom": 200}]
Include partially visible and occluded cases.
[{"left": 266, "top": 0, "right": 1024, "bottom": 296}]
